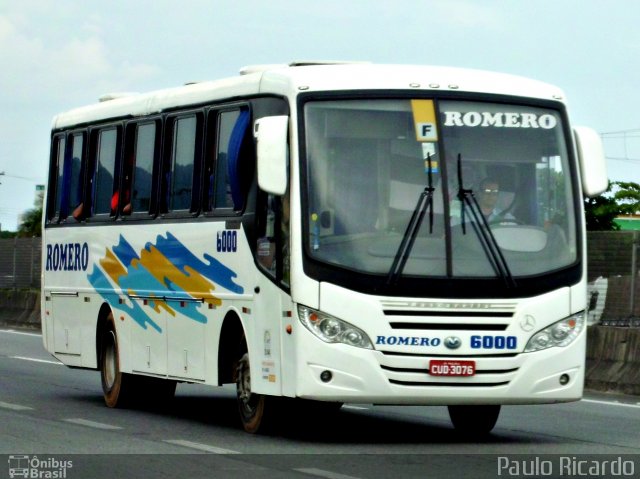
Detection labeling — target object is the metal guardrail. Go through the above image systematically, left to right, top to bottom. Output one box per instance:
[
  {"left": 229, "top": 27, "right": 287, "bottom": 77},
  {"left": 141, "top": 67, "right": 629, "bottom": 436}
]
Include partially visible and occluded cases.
[
  {"left": 588, "top": 231, "right": 640, "bottom": 327},
  {"left": 0, "top": 237, "right": 41, "bottom": 289}
]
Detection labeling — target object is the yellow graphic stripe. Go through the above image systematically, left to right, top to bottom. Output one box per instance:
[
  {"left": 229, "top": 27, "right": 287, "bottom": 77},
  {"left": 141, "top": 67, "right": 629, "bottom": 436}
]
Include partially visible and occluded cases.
[
  {"left": 136, "top": 246, "right": 222, "bottom": 308},
  {"left": 100, "top": 249, "right": 127, "bottom": 284}
]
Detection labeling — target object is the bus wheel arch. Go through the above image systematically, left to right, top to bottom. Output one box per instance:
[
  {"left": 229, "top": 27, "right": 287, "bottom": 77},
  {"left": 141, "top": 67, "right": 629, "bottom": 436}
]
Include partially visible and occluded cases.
[
  {"left": 95, "top": 303, "right": 113, "bottom": 371},
  {"left": 218, "top": 310, "right": 278, "bottom": 434},
  {"left": 217, "top": 311, "right": 246, "bottom": 385}
]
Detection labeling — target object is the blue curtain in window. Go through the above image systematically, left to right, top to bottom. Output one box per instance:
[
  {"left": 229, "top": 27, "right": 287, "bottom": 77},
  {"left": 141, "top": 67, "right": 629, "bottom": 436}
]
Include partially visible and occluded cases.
[{"left": 227, "top": 110, "right": 250, "bottom": 210}]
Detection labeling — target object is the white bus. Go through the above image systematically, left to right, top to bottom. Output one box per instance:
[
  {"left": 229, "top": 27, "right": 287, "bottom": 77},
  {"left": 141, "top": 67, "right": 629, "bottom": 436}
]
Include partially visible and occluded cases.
[{"left": 42, "top": 62, "right": 607, "bottom": 434}]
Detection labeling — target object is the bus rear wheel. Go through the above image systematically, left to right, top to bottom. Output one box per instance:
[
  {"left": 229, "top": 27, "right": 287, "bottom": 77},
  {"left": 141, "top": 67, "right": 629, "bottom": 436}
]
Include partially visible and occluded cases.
[
  {"left": 100, "top": 313, "right": 135, "bottom": 408},
  {"left": 447, "top": 404, "right": 501, "bottom": 436}
]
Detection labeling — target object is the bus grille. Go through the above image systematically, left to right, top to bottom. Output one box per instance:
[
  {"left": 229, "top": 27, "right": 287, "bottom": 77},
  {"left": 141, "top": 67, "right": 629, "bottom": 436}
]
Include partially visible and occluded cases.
[
  {"left": 378, "top": 300, "right": 521, "bottom": 386},
  {"left": 377, "top": 351, "right": 521, "bottom": 387}
]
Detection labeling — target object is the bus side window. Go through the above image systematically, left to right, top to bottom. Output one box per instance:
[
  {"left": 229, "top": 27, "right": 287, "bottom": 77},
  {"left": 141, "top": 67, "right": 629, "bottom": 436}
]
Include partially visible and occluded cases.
[
  {"left": 213, "top": 109, "right": 250, "bottom": 212},
  {"left": 203, "top": 110, "right": 217, "bottom": 212},
  {"left": 162, "top": 113, "right": 202, "bottom": 214},
  {"left": 122, "top": 121, "right": 157, "bottom": 216},
  {"left": 132, "top": 122, "right": 158, "bottom": 214},
  {"left": 92, "top": 127, "right": 120, "bottom": 217},
  {"left": 47, "top": 133, "right": 85, "bottom": 223},
  {"left": 69, "top": 133, "right": 86, "bottom": 221},
  {"left": 47, "top": 135, "right": 66, "bottom": 222},
  {"left": 256, "top": 191, "right": 290, "bottom": 286},
  {"left": 257, "top": 194, "right": 278, "bottom": 275}
]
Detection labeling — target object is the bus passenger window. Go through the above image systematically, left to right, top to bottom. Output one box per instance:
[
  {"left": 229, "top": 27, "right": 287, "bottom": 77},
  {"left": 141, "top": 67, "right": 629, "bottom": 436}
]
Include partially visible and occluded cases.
[
  {"left": 215, "top": 109, "right": 250, "bottom": 211},
  {"left": 166, "top": 115, "right": 200, "bottom": 213},
  {"left": 130, "top": 122, "right": 156, "bottom": 214},
  {"left": 94, "top": 128, "right": 119, "bottom": 216},
  {"left": 49, "top": 133, "right": 85, "bottom": 222},
  {"left": 69, "top": 133, "right": 85, "bottom": 221},
  {"left": 50, "top": 136, "right": 66, "bottom": 221}
]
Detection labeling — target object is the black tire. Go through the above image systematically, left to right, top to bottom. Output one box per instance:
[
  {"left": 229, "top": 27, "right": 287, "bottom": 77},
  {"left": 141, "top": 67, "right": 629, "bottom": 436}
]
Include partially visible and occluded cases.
[
  {"left": 100, "top": 312, "right": 136, "bottom": 408},
  {"left": 235, "top": 349, "right": 280, "bottom": 434},
  {"left": 448, "top": 405, "right": 501, "bottom": 436}
]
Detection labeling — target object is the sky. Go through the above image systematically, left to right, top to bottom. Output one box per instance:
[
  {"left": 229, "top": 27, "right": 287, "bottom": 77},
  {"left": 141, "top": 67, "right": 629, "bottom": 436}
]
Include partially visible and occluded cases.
[{"left": 1, "top": 0, "right": 639, "bottom": 231}]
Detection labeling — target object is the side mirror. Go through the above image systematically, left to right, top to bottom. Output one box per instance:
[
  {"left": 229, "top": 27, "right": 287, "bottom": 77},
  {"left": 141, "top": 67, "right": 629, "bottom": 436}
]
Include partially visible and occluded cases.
[
  {"left": 255, "top": 116, "right": 289, "bottom": 196},
  {"left": 574, "top": 126, "right": 608, "bottom": 197}
]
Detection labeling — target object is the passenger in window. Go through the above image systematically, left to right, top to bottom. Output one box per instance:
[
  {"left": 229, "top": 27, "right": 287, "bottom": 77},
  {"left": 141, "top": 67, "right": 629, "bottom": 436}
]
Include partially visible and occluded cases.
[
  {"left": 121, "top": 153, "right": 134, "bottom": 215},
  {"left": 111, "top": 190, "right": 119, "bottom": 214},
  {"left": 72, "top": 203, "right": 84, "bottom": 221}
]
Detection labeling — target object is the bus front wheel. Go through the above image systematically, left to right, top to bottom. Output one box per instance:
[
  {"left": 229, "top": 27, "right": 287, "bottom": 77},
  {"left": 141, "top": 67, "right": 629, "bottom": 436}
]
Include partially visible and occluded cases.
[
  {"left": 235, "top": 351, "right": 278, "bottom": 433},
  {"left": 447, "top": 404, "right": 501, "bottom": 436}
]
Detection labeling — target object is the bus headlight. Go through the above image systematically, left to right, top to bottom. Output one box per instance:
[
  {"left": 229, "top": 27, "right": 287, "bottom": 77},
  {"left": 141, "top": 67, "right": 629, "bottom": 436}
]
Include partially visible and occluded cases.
[
  {"left": 297, "top": 305, "right": 373, "bottom": 349},
  {"left": 524, "top": 312, "right": 585, "bottom": 352}
]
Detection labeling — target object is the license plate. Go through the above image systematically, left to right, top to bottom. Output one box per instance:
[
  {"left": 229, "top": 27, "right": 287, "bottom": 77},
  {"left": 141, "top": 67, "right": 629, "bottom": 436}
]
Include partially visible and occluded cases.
[{"left": 429, "top": 359, "right": 476, "bottom": 376}]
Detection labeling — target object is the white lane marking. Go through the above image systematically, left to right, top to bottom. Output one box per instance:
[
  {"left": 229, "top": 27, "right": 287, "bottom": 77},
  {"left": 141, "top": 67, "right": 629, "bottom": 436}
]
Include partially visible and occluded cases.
[
  {"left": 0, "top": 329, "right": 41, "bottom": 337},
  {"left": 10, "top": 356, "right": 62, "bottom": 366},
  {"left": 582, "top": 398, "right": 640, "bottom": 409},
  {"left": 0, "top": 401, "right": 34, "bottom": 411},
  {"left": 342, "top": 405, "right": 368, "bottom": 411},
  {"left": 64, "top": 418, "right": 123, "bottom": 430},
  {"left": 164, "top": 439, "right": 241, "bottom": 454},
  {"left": 295, "top": 468, "right": 363, "bottom": 479}
]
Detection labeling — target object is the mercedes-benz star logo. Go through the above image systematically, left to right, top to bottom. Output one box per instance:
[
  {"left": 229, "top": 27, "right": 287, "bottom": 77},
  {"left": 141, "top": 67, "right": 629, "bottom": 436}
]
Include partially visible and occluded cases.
[
  {"left": 520, "top": 315, "right": 536, "bottom": 332},
  {"left": 444, "top": 336, "right": 462, "bottom": 350}
]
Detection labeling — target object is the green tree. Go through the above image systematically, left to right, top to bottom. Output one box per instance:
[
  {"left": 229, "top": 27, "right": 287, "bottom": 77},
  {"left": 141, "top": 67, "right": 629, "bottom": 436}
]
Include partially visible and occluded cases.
[
  {"left": 584, "top": 181, "right": 622, "bottom": 231},
  {"left": 613, "top": 181, "right": 640, "bottom": 214},
  {"left": 17, "top": 192, "right": 43, "bottom": 237}
]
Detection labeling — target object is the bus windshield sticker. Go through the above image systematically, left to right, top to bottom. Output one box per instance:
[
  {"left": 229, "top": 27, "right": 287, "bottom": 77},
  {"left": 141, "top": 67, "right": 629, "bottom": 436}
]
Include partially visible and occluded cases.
[
  {"left": 411, "top": 99, "right": 438, "bottom": 142},
  {"left": 442, "top": 110, "right": 558, "bottom": 129}
]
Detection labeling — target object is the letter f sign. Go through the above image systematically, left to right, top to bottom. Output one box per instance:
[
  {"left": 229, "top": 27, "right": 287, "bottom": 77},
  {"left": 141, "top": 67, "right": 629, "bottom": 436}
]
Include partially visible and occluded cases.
[{"left": 416, "top": 122, "right": 437, "bottom": 141}]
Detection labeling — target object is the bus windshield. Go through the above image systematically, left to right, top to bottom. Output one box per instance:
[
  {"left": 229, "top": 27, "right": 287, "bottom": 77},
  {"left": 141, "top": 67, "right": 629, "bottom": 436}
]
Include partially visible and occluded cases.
[{"left": 303, "top": 98, "right": 577, "bottom": 280}]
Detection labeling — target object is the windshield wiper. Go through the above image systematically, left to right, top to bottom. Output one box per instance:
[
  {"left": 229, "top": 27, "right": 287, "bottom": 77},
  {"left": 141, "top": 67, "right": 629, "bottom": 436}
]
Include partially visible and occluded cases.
[
  {"left": 387, "top": 154, "right": 435, "bottom": 286},
  {"left": 456, "top": 154, "right": 516, "bottom": 288}
]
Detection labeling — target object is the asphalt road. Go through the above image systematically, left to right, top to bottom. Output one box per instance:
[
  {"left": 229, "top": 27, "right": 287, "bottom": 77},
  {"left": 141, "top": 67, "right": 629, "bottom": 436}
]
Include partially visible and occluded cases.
[{"left": 1, "top": 328, "right": 639, "bottom": 479}]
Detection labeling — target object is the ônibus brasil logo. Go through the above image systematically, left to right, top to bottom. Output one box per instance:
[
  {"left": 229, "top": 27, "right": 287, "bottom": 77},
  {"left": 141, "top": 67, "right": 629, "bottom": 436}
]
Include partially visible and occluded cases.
[{"left": 8, "top": 455, "right": 73, "bottom": 478}]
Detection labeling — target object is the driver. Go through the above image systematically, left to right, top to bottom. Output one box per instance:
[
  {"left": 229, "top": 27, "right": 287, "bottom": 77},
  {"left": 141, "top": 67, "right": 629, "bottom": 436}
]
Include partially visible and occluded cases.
[{"left": 477, "top": 177, "right": 515, "bottom": 223}]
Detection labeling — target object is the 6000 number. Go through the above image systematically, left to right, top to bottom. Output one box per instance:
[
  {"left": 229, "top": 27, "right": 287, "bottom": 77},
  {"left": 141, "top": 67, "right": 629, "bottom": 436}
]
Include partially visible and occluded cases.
[
  {"left": 217, "top": 230, "right": 237, "bottom": 252},
  {"left": 470, "top": 335, "right": 517, "bottom": 350}
]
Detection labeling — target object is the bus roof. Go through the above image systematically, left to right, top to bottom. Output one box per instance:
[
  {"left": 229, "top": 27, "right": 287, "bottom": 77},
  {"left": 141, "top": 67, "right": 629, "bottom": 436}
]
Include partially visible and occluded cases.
[{"left": 52, "top": 63, "right": 566, "bottom": 130}]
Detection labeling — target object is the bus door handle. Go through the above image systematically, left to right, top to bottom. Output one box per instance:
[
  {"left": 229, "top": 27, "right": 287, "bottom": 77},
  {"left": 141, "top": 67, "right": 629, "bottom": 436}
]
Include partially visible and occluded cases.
[
  {"left": 50, "top": 291, "right": 79, "bottom": 297},
  {"left": 127, "top": 294, "right": 204, "bottom": 304},
  {"left": 164, "top": 297, "right": 205, "bottom": 304}
]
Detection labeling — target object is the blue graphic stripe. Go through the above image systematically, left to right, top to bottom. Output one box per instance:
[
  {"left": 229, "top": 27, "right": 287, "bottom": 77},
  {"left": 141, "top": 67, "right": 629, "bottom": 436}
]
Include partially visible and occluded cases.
[
  {"left": 153, "top": 232, "right": 244, "bottom": 294},
  {"left": 112, "top": 234, "right": 140, "bottom": 267},
  {"left": 87, "top": 265, "right": 162, "bottom": 332}
]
